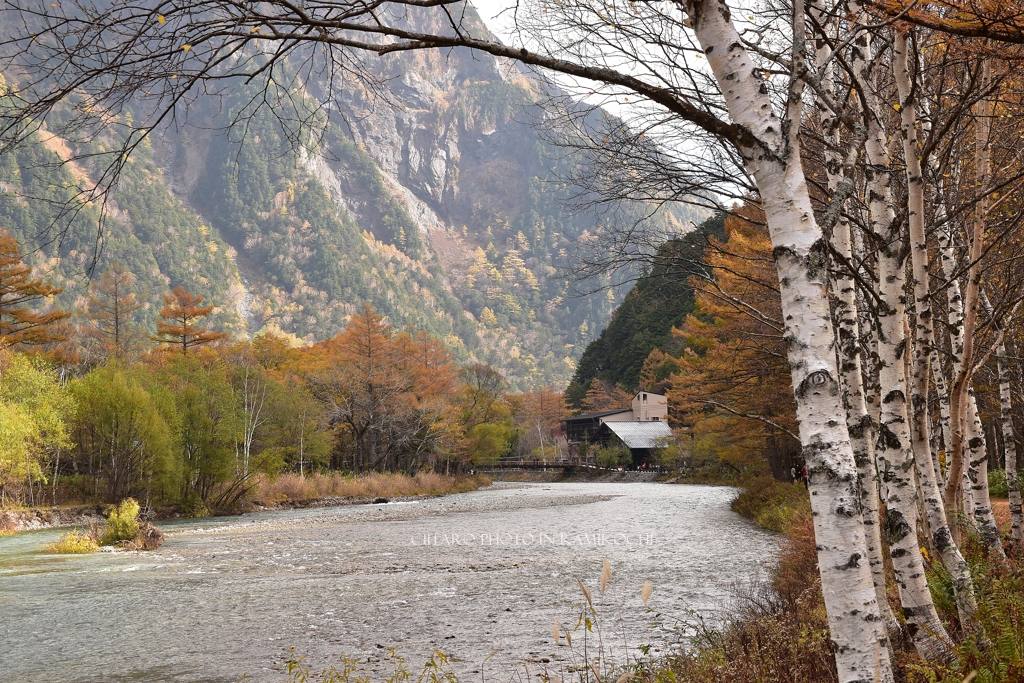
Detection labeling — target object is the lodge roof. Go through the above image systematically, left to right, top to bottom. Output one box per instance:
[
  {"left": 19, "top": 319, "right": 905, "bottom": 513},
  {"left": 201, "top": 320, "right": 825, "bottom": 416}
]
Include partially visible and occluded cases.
[
  {"left": 562, "top": 408, "right": 634, "bottom": 422},
  {"left": 600, "top": 421, "right": 674, "bottom": 449}
]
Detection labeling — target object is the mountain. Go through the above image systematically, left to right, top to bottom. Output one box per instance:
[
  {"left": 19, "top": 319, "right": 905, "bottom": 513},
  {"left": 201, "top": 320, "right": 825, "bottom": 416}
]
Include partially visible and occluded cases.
[
  {"left": 0, "top": 8, "right": 702, "bottom": 390},
  {"left": 563, "top": 213, "right": 726, "bottom": 408}
]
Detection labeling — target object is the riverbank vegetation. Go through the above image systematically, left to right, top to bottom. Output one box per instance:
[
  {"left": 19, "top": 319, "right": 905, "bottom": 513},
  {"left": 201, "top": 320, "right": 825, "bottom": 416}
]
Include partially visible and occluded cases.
[
  {"left": 579, "top": 204, "right": 1024, "bottom": 679},
  {"left": 0, "top": 237, "right": 555, "bottom": 516},
  {"left": 249, "top": 472, "right": 491, "bottom": 507},
  {"left": 43, "top": 498, "right": 164, "bottom": 552},
  {"left": 43, "top": 531, "right": 98, "bottom": 554}
]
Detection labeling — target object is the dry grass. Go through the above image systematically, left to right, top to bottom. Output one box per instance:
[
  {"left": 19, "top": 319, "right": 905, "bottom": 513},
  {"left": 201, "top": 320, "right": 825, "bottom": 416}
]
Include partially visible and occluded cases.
[
  {"left": 249, "top": 471, "right": 491, "bottom": 507},
  {"left": 992, "top": 498, "right": 1010, "bottom": 531},
  {"left": 651, "top": 510, "right": 1024, "bottom": 683},
  {"left": 653, "top": 514, "right": 840, "bottom": 683}
]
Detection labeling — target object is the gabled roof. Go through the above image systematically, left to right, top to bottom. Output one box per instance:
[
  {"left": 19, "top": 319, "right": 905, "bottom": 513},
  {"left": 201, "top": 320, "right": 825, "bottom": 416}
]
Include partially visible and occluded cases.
[
  {"left": 633, "top": 390, "right": 666, "bottom": 400},
  {"left": 563, "top": 408, "right": 633, "bottom": 422},
  {"left": 600, "top": 421, "right": 673, "bottom": 449}
]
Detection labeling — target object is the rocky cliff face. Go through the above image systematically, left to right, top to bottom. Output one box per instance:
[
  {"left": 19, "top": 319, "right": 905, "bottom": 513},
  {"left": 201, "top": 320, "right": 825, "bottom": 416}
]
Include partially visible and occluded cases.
[{"left": 3, "top": 5, "right": 699, "bottom": 389}]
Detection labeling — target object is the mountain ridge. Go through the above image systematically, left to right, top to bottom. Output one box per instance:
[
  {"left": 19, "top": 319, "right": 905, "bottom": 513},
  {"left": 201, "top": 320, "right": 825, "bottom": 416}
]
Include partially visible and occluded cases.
[{"left": 0, "top": 8, "right": 703, "bottom": 389}]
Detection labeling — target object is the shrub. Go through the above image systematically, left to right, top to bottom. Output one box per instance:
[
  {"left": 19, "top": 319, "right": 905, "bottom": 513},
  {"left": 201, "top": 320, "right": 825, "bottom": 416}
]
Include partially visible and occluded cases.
[
  {"left": 596, "top": 444, "right": 632, "bottom": 468},
  {"left": 988, "top": 469, "right": 1021, "bottom": 499},
  {"left": 731, "top": 476, "right": 809, "bottom": 532},
  {"left": 181, "top": 492, "right": 210, "bottom": 518},
  {"left": 99, "top": 498, "right": 140, "bottom": 546},
  {"left": 44, "top": 531, "right": 98, "bottom": 554}
]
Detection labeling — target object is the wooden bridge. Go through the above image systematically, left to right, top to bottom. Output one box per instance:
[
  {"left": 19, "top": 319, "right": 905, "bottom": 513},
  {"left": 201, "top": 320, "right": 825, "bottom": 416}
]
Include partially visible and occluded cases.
[{"left": 481, "top": 460, "right": 587, "bottom": 470}]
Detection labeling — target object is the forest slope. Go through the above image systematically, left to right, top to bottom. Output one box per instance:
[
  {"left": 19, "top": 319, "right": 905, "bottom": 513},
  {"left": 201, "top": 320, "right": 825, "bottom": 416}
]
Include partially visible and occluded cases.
[
  {"left": 0, "top": 8, "right": 701, "bottom": 390},
  {"left": 564, "top": 214, "right": 725, "bottom": 407}
]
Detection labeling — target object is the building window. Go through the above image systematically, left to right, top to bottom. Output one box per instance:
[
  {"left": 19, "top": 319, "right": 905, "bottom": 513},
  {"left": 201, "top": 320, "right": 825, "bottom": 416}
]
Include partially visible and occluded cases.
[{"left": 652, "top": 416, "right": 659, "bottom": 421}]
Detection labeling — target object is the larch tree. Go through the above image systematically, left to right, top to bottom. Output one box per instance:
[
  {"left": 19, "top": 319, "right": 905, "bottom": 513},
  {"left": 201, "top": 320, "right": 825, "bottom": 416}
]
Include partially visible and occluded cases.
[
  {"left": 667, "top": 205, "right": 801, "bottom": 480},
  {"left": 0, "top": 230, "right": 68, "bottom": 347},
  {"left": 83, "top": 264, "right": 144, "bottom": 363},
  {"left": 152, "top": 286, "right": 228, "bottom": 355},
  {"left": 305, "top": 307, "right": 462, "bottom": 473},
  {"left": 580, "top": 378, "right": 633, "bottom": 413},
  {"left": 514, "top": 387, "right": 571, "bottom": 462}
]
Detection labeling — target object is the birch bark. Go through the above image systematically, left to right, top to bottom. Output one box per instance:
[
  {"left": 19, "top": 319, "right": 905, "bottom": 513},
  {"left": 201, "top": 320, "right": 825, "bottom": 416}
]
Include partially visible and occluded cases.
[
  {"left": 683, "top": 2, "right": 893, "bottom": 679},
  {"left": 814, "top": 3, "right": 896, "bottom": 633},
  {"left": 849, "top": 18, "right": 952, "bottom": 660},
  {"left": 893, "top": 31, "right": 977, "bottom": 629},
  {"left": 942, "top": 62, "right": 1004, "bottom": 556},
  {"left": 934, "top": 208, "right": 960, "bottom": 453},
  {"left": 937, "top": 221, "right": 976, "bottom": 522},
  {"left": 979, "top": 291, "right": 1019, "bottom": 548},
  {"left": 1003, "top": 341, "right": 1024, "bottom": 545},
  {"left": 929, "top": 343, "right": 952, "bottom": 486},
  {"left": 968, "top": 393, "right": 1002, "bottom": 552}
]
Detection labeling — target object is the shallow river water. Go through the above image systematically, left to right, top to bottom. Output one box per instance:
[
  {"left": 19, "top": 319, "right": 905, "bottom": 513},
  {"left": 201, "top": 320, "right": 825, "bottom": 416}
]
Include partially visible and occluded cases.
[{"left": 1, "top": 482, "right": 776, "bottom": 683}]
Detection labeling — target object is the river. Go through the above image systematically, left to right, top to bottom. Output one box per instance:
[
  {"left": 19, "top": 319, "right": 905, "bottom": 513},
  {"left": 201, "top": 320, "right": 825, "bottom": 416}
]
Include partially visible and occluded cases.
[{"left": 0, "top": 482, "right": 776, "bottom": 683}]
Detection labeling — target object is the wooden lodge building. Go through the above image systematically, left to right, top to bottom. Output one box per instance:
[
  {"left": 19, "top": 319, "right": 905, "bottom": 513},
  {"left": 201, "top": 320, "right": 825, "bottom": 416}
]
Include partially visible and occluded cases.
[{"left": 562, "top": 391, "right": 673, "bottom": 467}]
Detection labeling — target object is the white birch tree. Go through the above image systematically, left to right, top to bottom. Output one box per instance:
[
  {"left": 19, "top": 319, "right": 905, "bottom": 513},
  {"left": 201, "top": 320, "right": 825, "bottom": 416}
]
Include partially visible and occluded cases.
[
  {"left": 3, "top": 0, "right": 898, "bottom": 677},
  {"left": 17, "top": 0, "right": 1024, "bottom": 673},
  {"left": 835, "top": 10, "right": 952, "bottom": 657},
  {"left": 892, "top": 29, "right": 978, "bottom": 628}
]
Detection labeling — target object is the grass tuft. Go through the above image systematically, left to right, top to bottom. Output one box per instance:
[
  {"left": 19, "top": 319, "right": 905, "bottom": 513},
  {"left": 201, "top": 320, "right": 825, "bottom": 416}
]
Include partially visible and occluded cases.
[{"left": 44, "top": 531, "right": 98, "bottom": 554}]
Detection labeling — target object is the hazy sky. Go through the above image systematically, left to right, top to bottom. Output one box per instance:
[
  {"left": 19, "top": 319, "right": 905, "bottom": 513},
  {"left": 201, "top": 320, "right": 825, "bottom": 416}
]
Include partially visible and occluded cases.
[{"left": 467, "top": 0, "right": 518, "bottom": 43}]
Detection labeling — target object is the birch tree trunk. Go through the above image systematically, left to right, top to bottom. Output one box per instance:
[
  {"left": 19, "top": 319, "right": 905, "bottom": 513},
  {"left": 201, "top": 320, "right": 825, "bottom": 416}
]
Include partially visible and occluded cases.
[
  {"left": 684, "top": 2, "right": 893, "bottom": 679},
  {"left": 814, "top": 6, "right": 896, "bottom": 633},
  {"left": 850, "top": 18, "right": 952, "bottom": 660},
  {"left": 893, "top": 31, "right": 978, "bottom": 629},
  {"left": 944, "top": 59, "right": 1001, "bottom": 559},
  {"left": 933, "top": 201, "right": 958, "bottom": 490},
  {"left": 831, "top": 208, "right": 899, "bottom": 634},
  {"left": 937, "top": 209, "right": 976, "bottom": 525},
  {"left": 979, "top": 291, "right": 1019, "bottom": 549},
  {"left": 1002, "top": 340, "right": 1024, "bottom": 545},
  {"left": 930, "top": 343, "right": 952, "bottom": 486},
  {"left": 968, "top": 391, "right": 1003, "bottom": 552}
]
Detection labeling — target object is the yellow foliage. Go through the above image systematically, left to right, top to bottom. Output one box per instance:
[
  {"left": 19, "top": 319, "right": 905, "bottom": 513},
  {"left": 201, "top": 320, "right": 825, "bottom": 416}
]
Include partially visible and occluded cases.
[
  {"left": 480, "top": 307, "right": 498, "bottom": 326},
  {"left": 100, "top": 498, "right": 140, "bottom": 546},
  {"left": 44, "top": 531, "right": 99, "bottom": 554}
]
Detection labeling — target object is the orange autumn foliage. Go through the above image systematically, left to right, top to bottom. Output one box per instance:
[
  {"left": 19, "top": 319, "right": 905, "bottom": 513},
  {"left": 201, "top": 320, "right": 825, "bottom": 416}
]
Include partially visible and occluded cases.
[
  {"left": 667, "top": 205, "right": 798, "bottom": 474},
  {"left": 0, "top": 230, "right": 68, "bottom": 347},
  {"left": 152, "top": 286, "right": 228, "bottom": 354},
  {"left": 302, "top": 306, "right": 464, "bottom": 472},
  {"left": 580, "top": 377, "right": 634, "bottom": 413}
]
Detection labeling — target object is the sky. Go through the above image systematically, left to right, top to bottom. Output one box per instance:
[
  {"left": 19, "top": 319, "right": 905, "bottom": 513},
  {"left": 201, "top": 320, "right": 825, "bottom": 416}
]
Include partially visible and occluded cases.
[{"left": 466, "top": 0, "right": 519, "bottom": 43}]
